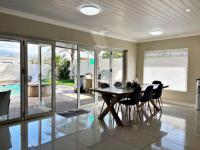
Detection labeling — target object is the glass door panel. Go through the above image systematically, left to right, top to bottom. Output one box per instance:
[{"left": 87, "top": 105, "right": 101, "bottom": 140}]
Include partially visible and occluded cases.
[
  {"left": 0, "top": 40, "right": 21, "bottom": 122},
  {"left": 27, "top": 42, "right": 52, "bottom": 116},
  {"left": 41, "top": 45, "right": 52, "bottom": 110},
  {"left": 55, "top": 47, "right": 78, "bottom": 113},
  {"left": 79, "top": 48, "right": 95, "bottom": 106},
  {"left": 97, "top": 50, "right": 111, "bottom": 102},
  {"left": 98, "top": 51, "right": 111, "bottom": 85},
  {"left": 112, "top": 51, "right": 123, "bottom": 84}
]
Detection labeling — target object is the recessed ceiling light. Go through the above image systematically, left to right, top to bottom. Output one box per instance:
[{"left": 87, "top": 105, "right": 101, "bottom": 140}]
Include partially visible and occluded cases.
[
  {"left": 79, "top": 5, "right": 100, "bottom": 16},
  {"left": 185, "top": 9, "right": 191, "bottom": 12},
  {"left": 150, "top": 30, "right": 163, "bottom": 36}
]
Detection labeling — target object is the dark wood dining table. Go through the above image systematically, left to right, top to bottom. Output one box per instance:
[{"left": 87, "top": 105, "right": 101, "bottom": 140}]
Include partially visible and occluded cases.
[{"left": 90, "top": 84, "right": 169, "bottom": 126}]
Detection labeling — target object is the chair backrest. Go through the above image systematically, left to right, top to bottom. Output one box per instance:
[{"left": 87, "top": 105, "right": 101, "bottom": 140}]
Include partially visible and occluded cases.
[
  {"left": 152, "top": 80, "right": 162, "bottom": 85},
  {"left": 131, "top": 81, "right": 140, "bottom": 88},
  {"left": 114, "top": 82, "right": 122, "bottom": 87},
  {"left": 126, "top": 82, "right": 132, "bottom": 88},
  {"left": 100, "top": 83, "right": 110, "bottom": 88},
  {"left": 100, "top": 83, "right": 112, "bottom": 100},
  {"left": 153, "top": 84, "right": 163, "bottom": 99},
  {"left": 142, "top": 86, "right": 153, "bottom": 102},
  {"left": 130, "top": 87, "right": 142, "bottom": 104},
  {"left": 0, "top": 90, "right": 11, "bottom": 116}
]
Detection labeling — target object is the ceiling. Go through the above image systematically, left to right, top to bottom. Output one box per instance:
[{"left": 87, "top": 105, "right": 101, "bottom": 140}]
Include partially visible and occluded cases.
[{"left": 0, "top": 0, "right": 200, "bottom": 42}]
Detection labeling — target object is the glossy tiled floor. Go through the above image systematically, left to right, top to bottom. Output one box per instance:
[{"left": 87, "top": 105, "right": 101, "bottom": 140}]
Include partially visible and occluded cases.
[{"left": 0, "top": 103, "right": 200, "bottom": 150}]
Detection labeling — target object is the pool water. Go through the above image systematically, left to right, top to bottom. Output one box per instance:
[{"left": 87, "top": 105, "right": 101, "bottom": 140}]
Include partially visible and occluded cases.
[{"left": 0, "top": 84, "right": 20, "bottom": 96}]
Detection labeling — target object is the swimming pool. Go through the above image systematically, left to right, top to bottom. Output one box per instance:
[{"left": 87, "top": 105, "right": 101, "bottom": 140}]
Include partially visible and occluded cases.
[{"left": 0, "top": 84, "right": 20, "bottom": 96}]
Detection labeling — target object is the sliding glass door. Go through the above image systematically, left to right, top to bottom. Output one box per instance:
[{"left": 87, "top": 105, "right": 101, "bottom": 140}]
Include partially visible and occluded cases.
[
  {"left": 0, "top": 35, "right": 126, "bottom": 123},
  {"left": 0, "top": 38, "right": 22, "bottom": 123},
  {"left": 26, "top": 41, "right": 53, "bottom": 116},
  {"left": 55, "top": 42, "right": 78, "bottom": 113},
  {"left": 78, "top": 47, "right": 96, "bottom": 106},
  {"left": 96, "top": 50, "right": 125, "bottom": 102},
  {"left": 96, "top": 50, "right": 111, "bottom": 102},
  {"left": 98, "top": 50, "right": 111, "bottom": 85}
]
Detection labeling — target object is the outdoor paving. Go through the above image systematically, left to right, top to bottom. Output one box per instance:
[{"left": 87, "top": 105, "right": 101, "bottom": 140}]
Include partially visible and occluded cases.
[{"left": 2, "top": 85, "right": 99, "bottom": 121}]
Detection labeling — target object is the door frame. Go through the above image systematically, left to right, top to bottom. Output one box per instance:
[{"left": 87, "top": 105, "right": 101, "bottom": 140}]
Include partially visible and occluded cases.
[
  {"left": 0, "top": 35, "right": 24, "bottom": 125},
  {"left": 24, "top": 38, "right": 55, "bottom": 120},
  {"left": 54, "top": 44, "right": 79, "bottom": 111},
  {"left": 77, "top": 45, "right": 97, "bottom": 108},
  {"left": 77, "top": 46, "right": 127, "bottom": 107}
]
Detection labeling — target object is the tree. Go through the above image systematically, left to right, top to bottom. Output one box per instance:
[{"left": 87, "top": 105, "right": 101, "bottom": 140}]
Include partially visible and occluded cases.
[
  {"left": 102, "top": 51, "right": 123, "bottom": 58},
  {"left": 56, "top": 55, "right": 71, "bottom": 80}
]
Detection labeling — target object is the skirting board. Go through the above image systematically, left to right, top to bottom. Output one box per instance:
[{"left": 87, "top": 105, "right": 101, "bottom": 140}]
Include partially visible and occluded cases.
[{"left": 164, "top": 99, "right": 195, "bottom": 108}]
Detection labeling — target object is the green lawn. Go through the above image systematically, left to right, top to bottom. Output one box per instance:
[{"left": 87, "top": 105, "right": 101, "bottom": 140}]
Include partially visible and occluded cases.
[
  {"left": 42, "top": 79, "right": 75, "bottom": 86},
  {"left": 56, "top": 80, "right": 75, "bottom": 86}
]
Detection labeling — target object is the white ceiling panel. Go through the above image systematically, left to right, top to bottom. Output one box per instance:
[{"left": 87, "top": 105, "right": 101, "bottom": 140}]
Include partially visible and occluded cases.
[{"left": 0, "top": 0, "right": 200, "bottom": 42}]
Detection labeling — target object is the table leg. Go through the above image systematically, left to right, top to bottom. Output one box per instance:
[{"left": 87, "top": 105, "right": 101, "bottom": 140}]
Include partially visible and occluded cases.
[{"left": 98, "top": 95, "right": 124, "bottom": 126}]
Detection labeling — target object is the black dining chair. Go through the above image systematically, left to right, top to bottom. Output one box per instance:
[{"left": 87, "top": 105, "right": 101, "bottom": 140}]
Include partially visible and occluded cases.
[
  {"left": 152, "top": 80, "right": 162, "bottom": 85},
  {"left": 114, "top": 82, "right": 122, "bottom": 88},
  {"left": 126, "top": 82, "right": 132, "bottom": 89},
  {"left": 99, "top": 83, "right": 113, "bottom": 114},
  {"left": 101, "top": 83, "right": 110, "bottom": 88},
  {"left": 152, "top": 84, "right": 163, "bottom": 109},
  {"left": 140, "top": 86, "right": 153, "bottom": 113},
  {"left": 118, "top": 87, "right": 142, "bottom": 119}
]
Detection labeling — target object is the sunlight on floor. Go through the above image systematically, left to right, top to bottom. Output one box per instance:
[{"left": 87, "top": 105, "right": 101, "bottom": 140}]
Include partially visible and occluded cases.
[{"left": 63, "top": 93, "right": 93, "bottom": 100}]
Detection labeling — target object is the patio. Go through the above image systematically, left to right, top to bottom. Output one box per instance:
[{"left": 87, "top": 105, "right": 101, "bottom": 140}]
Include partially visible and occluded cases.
[{"left": 5, "top": 84, "right": 96, "bottom": 120}]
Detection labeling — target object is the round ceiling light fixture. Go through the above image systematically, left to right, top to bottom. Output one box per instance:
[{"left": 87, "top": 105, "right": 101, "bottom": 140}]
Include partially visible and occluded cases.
[
  {"left": 79, "top": 5, "right": 100, "bottom": 16},
  {"left": 185, "top": 9, "right": 191, "bottom": 12},
  {"left": 150, "top": 29, "right": 163, "bottom": 36}
]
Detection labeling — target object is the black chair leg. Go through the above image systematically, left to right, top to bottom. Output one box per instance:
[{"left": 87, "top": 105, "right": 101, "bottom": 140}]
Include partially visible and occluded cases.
[
  {"left": 155, "top": 99, "right": 158, "bottom": 105},
  {"left": 148, "top": 101, "right": 152, "bottom": 114},
  {"left": 114, "top": 103, "right": 118, "bottom": 110},
  {"left": 117, "top": 103, "right": 121, "bottom": 114},
  {"left": 136, "top": 105, "right": 142, "bottom": 121},
  {"left": 141, "top": 105, "right": 144, "bottom": 121},
  {"left": 129, "top": 106, "right": 131, "bottom": 120}
]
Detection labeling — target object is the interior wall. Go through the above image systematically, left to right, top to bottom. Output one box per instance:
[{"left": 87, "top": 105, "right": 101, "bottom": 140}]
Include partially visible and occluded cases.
[
  {"left": 0, "top": 12, "right": 137, "bottom": 81},
  {"left": 137, "top": 36, "right": 200, "bottom": 104}
]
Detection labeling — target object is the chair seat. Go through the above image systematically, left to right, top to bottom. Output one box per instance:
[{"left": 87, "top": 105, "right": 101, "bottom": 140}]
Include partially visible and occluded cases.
[
  {"left": 152, "top": 94, "right": 159, "bottom": 99},
  {"left": 140, "top": 96, "right": 147, "bottom": 102}
]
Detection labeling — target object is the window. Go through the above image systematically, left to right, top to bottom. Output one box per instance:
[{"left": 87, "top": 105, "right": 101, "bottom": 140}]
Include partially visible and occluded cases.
[{"left": 143, "top": 48, "right": 188, "bottom": 92}]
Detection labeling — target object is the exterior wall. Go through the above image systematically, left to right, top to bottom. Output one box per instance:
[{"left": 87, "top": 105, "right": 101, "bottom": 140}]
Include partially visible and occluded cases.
[
  {"left": 0, "top": 13, "right": 137, "bottom": 81},
  {"left": 137, "top": 36, "right": 200, "bottom": 104}
]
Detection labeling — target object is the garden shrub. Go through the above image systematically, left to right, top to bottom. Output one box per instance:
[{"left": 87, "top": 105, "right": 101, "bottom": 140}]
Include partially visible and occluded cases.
[{"left": 56, "top": 56, "right": 70, "bottom": 80}]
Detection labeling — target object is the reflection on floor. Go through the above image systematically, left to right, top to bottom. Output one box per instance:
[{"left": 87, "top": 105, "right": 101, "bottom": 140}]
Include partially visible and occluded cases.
[{"left": 0, "top": 103, "right": 200, "bottom": 150}]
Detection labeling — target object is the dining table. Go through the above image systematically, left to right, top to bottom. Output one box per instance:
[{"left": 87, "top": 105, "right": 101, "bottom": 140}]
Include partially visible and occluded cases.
[{"left": 89, "top": 84, "right": 169, "bottom": 126}]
